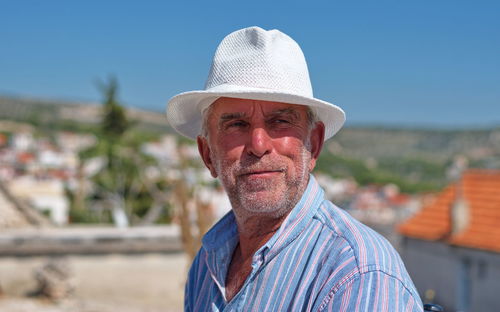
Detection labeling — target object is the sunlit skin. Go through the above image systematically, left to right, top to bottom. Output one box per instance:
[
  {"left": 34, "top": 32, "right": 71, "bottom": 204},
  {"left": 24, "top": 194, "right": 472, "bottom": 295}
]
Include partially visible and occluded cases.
[{"left": 197, "top": 97, "right": 325, "bottom": 301}]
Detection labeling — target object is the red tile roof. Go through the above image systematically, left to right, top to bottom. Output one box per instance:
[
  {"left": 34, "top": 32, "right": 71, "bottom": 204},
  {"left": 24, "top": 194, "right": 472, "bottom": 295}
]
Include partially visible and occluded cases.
[{"left": 398, "top": 169, "right": 500, "bottom": 253}]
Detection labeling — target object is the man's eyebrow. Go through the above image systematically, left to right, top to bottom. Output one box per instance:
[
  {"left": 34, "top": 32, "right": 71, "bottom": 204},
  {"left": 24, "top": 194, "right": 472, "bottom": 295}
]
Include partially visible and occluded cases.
[
  {"left": 217, "top": 108, "right": 300, "bottom": 125},
  {"left": 266, "top": 108, "right": 300, "bottom": 119},
  {"left": 218, "top": 112, "right": 247, "bottom": 128},
  {"left": 219, "top": 112, "right": 247, "bottom": 122}
]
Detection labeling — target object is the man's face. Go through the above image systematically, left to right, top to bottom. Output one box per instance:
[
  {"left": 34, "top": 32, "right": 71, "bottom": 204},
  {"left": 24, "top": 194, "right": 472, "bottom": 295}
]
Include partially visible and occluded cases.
[{"left": 197, "top": 97, "right": 324, "bottom": 220}]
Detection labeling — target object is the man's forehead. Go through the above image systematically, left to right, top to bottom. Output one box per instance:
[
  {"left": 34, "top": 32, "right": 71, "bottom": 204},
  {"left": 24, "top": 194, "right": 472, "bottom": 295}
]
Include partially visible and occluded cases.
[{"left": 210, "top": 97, "right": 308, "bottom": 116}]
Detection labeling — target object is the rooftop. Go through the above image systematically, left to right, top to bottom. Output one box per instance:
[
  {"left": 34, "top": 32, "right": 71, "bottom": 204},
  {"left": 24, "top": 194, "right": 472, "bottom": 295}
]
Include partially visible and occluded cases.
[{"left": 398, "top": 169, "right": 500, "bottom": 253}]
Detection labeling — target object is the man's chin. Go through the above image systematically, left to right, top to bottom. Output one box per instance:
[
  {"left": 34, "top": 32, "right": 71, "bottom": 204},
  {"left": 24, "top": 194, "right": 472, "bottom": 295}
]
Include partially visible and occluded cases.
[
  {"left": 237, "top": 175, "right": 284, "bottom": 192},
  {"left": 238, "top": 182, "right": 284, "bottom": 198},
  {"left": 237, "top": 192, "right": 292, "bottom": 214}
]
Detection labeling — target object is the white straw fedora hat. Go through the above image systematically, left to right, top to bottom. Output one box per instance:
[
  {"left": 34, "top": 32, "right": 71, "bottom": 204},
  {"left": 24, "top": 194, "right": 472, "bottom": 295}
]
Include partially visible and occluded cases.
[{"left": 166, "top": 26, "right": 345, "bottom": 141}]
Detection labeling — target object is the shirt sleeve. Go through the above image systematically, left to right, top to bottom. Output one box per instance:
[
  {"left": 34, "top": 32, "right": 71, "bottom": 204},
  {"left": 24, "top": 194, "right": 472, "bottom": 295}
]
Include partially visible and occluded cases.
[
  {"left": 184, "top": 251, "right": 202, "bottom": 312},
  {"left": 318, "top": 270, "right": 423, "bottom": 312},
  {"left": 184, "top": 280, "right": 192, "bottom": 312}
]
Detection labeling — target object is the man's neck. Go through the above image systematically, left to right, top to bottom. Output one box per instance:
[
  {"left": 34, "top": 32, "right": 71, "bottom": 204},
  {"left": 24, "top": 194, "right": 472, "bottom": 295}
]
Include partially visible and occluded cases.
[
  {"left": 224, "top": 178, "right": 309, "bottom": 301},
  {"left": 224, "top": 213, "right": 289, "bottom": 301},
  {"left": 236, "top": 214, "right": 288, "bottom": 259}
]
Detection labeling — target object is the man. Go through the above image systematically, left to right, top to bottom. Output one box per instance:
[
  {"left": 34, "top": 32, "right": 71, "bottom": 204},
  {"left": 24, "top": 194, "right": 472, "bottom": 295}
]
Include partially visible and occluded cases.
[{"left": 167, "top": 27, "right": 423, "bottom": 311}]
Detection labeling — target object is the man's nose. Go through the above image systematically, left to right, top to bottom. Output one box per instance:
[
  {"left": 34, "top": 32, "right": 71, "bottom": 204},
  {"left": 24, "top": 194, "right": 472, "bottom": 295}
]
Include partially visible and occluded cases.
[{"left": 246, "top": 127, "right": 272, "bottom": 157}]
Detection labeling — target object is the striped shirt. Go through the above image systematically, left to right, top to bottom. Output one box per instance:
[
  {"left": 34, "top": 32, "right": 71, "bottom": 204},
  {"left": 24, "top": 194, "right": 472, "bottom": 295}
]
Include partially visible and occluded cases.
[{"left": 185, "top": 175, "right": 423, "bottom": 311}]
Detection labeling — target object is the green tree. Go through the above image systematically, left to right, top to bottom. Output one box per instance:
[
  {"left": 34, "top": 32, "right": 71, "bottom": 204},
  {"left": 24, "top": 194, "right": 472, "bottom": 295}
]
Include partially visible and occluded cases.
[
  {"left": 68, "top": 76, "right": 171, "bottom": 226},
  {"left": 98, "top": 76, "right": 129, "bottom": 139}
]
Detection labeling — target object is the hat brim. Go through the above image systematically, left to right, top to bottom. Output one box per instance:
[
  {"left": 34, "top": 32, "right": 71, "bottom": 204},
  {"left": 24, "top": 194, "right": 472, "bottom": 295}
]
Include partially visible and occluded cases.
[{"left": 166, "top": 84, "right": 345, "bottom": 141}]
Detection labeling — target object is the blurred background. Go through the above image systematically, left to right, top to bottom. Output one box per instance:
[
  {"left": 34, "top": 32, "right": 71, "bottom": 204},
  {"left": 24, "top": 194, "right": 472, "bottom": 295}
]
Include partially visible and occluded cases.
[{"left": 1, "top": 1, "right": 499, "bottom": 311}]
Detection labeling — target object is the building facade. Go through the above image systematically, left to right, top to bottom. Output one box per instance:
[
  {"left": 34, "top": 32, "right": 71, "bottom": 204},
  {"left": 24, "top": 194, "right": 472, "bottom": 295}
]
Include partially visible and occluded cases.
[{"left": 398, "top": 170, "right": 500, "bottom": 311}]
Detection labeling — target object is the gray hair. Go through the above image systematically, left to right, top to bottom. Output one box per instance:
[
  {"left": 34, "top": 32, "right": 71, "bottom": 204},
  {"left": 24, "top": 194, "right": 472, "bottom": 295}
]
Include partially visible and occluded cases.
[{"left": 200, "top": 103, "right": 319, "bottom": 139}]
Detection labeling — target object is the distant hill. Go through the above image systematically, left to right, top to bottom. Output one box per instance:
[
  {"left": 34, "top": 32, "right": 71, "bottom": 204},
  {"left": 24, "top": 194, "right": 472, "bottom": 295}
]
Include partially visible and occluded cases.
[
  {"left": 2, "top": 94, "right": 499, "bottom": 192},
  {"left": 0, "top": 95, "right": 172, "bottom": 133},
  {"left": 319, "top": 125, "right": 500, "bottom": 192},
  {"left": 332, "top": 126, "right": 500, "bottom": 163}
]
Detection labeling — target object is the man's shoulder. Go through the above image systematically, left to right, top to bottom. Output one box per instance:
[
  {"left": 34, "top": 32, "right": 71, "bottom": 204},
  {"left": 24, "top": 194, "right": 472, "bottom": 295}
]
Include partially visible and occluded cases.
[
  {"left": 313, "top": 199, "right": 414, "bottom": 286},
  {"left": 314, "top": 199, "right": 391, "bottom": 249},
  {"left": 309, "top": 201, "right": 423, "bottom": 310}
]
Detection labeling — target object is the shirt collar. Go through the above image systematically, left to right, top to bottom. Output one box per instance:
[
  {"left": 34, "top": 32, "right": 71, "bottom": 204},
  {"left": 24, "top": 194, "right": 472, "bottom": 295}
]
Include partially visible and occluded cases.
[
  {"left": 202, "top": 210, "right": 239, "bottom": 252},
  {"left": 201, "top": 211, "right": 239, "bottom": 298}
]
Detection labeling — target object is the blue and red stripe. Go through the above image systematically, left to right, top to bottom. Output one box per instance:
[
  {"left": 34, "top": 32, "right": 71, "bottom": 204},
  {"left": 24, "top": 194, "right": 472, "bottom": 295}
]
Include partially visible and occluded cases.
[{"left": 185, "top": 175, "right": 422, "bottom": 311}]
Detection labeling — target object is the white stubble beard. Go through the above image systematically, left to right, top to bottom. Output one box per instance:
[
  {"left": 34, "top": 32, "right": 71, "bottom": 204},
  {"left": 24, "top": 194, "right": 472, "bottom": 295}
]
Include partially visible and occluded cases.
[{"left": 212, "top": 141, "right": 312, "bottom": 220}]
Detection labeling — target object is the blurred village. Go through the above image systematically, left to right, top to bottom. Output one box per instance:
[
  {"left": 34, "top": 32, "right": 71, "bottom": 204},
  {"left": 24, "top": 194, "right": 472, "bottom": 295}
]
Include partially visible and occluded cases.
[{"left": 0, "top": 81, "right": 500, "bottom": 311}]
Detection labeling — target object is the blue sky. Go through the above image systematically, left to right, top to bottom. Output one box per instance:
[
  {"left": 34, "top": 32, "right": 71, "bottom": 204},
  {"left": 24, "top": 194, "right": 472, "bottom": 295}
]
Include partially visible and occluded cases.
[{"left": 1, "top": 1, "right": 499, "bottom": 127}]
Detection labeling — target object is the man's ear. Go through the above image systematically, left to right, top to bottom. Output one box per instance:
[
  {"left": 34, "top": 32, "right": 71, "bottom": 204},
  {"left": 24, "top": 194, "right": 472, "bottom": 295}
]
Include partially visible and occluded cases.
[
  {"left": 308, "top": 121, "right": 325, "bottom": 172},
  {"left": 197, "top": 136, "right": 218, "bottom": 178}
]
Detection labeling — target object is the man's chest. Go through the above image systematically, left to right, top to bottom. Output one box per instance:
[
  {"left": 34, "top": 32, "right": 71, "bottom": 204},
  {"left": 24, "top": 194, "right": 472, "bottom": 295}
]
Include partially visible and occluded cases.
[
  {"left": 195, "top": 240, "right": 347, "bottom": 312},
  {"left": 224, "top": 253, "right": 253, "bottom": 302},
  {"left": 207, "top": 259, "right": 323, "bottom": 312}
]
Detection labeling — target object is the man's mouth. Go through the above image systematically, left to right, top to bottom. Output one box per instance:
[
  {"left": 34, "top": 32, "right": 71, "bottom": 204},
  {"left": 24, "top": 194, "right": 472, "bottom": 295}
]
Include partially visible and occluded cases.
[{"left": 239, "top": 169, "right": 284, "bottom": 178}]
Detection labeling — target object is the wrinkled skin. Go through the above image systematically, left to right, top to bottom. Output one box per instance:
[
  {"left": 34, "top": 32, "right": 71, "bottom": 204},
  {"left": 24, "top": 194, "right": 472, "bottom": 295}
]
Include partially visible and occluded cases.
[{"left": 197, "top": 97, "right": 324, "bottom": 231}]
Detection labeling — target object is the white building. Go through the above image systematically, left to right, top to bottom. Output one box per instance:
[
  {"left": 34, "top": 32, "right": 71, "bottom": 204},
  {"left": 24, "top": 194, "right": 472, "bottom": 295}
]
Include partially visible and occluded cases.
[{"left": 8, "top": 176, "right": 69, "bottom": 225}]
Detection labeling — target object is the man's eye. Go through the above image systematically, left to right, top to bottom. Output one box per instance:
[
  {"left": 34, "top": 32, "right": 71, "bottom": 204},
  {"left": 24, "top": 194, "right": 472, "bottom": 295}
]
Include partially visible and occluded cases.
[
  {"left": 272, "top": 118, "right": 291, "bottom": 125},
  {"left": 227, "top": 121, "right": 247, "bottom": 128}
]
